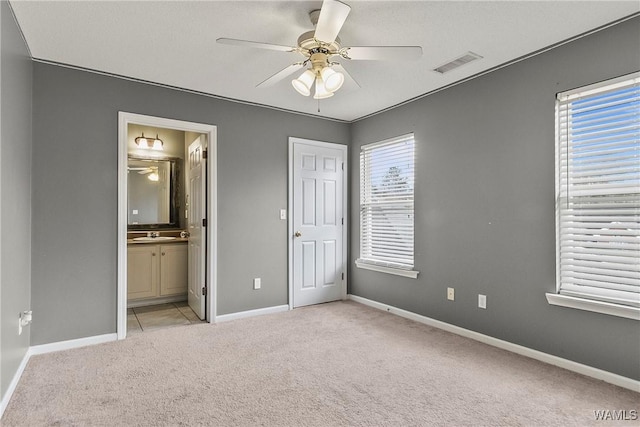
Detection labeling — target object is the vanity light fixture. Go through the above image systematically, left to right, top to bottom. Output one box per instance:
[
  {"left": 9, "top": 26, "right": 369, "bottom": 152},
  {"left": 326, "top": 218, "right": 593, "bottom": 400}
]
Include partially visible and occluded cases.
[
  {"left": 134, "top": 133, "right": 164, "bottom": 151},
  {"left": 147, "top": 172, "right": 160, "bottom": 182}
]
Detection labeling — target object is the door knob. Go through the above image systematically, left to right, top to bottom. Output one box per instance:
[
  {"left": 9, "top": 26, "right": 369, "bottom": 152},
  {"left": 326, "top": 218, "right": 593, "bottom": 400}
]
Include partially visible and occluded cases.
[{"left": 294, "top": 231, "right": 302, "bottom": 237}]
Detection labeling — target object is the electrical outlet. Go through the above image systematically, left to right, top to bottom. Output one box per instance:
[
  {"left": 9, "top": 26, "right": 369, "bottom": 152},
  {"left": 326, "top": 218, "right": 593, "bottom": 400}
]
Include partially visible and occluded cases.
[
  {"left": 253, "top": 278, "right": 261, "bottom": 290},
  {"left": 447, "top": 287, "right": 455, "bottom": 301},
  {"left": 478, "top": 294, "right": 487, "bottom": 309},
  {"left": 18, "top": 310, "right": 33, "bottom": 335}
]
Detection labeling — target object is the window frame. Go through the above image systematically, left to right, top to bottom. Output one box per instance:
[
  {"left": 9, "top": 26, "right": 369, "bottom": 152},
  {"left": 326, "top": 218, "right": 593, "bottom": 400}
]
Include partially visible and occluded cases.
[
  {"left": 547, "top": 72, "right": 640, "bottom": 321},
  {"left": 356, "top": 133, "right": 419, "bottom": 279}
]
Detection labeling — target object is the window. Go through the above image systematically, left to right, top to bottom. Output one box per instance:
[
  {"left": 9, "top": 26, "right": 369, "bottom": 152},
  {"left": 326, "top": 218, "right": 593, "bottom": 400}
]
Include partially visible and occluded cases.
[
  {"left": 547, "top": 72, "right": 639, "bottom": 320},
  {"left": 356, "top": 133, "right": 418, "bottom": 278}
]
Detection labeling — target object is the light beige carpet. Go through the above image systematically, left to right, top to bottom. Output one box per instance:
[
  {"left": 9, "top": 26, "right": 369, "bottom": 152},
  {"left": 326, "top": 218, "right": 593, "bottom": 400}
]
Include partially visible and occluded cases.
[{"left": 2, "top": 301, "right": 638, "bottom": 426}]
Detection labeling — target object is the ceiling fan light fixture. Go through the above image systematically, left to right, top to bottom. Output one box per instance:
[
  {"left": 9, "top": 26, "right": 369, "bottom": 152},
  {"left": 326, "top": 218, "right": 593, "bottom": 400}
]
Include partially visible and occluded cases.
[
  {"left": 218, "top": 0, "right": 423, "bottom": 104},
  {"left": 320, "top": 67, "right": 344, "bottom": 92},
  {"left": 292, "top": 69, "right": 315, "bottom": 96},
  {"left": 313, "top": 78, "right": 334, "bottom": 99}
]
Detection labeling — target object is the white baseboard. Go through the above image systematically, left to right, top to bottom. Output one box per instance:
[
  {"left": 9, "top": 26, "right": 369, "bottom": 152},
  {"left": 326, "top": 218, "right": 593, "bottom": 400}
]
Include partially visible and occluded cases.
[
  {"left": 348, "top": 294, "right": 640, "bottom": 392},
  {"left": 215, "top": 304, "right": 289, "bottom": 323},
  {"left": 1, "top": 307, "right": 284, "bottom": 415},
  {"left": 1, "top": 332, "right": 117, "bottom": 419},
  {"left": 29, "top": 333, "right": 118, "bottom": 356},
  {"left": 0, "top": 349, "right": 30, "bottom": 418}
]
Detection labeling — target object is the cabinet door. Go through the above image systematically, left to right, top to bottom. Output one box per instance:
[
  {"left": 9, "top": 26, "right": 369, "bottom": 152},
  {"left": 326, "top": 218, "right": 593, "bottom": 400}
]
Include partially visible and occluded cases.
[
  {"left": 160, "top": 243, "right": 188, "bottom": 296},
  {"left": 128, "top": 245, "right": 159, "bottom": 299}
]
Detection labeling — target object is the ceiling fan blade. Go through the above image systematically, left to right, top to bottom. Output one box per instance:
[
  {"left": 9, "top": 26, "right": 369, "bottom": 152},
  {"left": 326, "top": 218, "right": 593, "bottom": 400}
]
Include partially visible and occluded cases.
[
  {"left": 314, "top": 0, "right": 351, "bottom": 44},
  {"left": 216, "top": 38, "right": 297, "bottom": 53},
  {"left": 343, "top": 46, "right": 423, "bottom": 61},
  {"left": 257, "top": 63, "right": 305, "bottom": 88},
  {"left": 331, "top": 63, "right": 360, "bottom": 89}
]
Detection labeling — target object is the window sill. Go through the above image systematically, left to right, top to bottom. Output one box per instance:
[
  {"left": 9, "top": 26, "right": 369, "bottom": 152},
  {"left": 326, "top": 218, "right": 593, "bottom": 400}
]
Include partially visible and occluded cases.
[
  {"left": 355, "top": 260, "right": 419, "bottom": 279},
  {"left": 546, "top": 293, "right": 639, "bottom": 321}
]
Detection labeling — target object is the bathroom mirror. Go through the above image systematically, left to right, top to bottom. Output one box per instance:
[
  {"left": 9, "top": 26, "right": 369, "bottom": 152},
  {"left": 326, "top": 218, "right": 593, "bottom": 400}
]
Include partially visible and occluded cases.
[{"left": 127, "top": 156, "right": 180, "bottom": 230}]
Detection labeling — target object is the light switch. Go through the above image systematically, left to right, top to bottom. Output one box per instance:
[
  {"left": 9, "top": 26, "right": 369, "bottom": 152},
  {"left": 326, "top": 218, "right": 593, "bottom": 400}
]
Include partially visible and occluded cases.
[
  {"left": 132, "top": 209, "right": 138, "bottom": 215},
  {"left": 280, "top": 209, "right": 287, "bottom": 220}
]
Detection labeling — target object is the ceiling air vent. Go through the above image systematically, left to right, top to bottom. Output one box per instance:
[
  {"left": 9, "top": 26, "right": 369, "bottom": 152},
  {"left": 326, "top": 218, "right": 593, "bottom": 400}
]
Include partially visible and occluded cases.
[{"left": 433, "top": 52, "right": 483, "bottom": 74}]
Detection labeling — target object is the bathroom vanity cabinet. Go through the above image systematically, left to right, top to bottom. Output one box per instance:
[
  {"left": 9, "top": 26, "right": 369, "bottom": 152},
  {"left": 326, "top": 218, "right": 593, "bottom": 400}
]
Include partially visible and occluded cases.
[{"left": 127, "top": 242, "right": 188, "bottom": 302}]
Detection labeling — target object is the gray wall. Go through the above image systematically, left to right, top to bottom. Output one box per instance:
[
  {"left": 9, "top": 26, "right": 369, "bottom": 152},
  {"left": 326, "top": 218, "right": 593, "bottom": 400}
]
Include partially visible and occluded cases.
[
  {"left": 0, "top": 0, "right": 32, "bottom": 398},
  {"left": 349, "top": 17, "right": 640, "bottom": 380},
  {"left": 31, "top": 62, "right": 349, "bottom": 345}
]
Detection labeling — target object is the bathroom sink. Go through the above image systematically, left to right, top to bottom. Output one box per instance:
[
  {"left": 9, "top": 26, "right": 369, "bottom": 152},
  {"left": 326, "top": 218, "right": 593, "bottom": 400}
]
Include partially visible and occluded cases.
[{"left": 132, "top": 236, "right": 177, "bottom": 241}]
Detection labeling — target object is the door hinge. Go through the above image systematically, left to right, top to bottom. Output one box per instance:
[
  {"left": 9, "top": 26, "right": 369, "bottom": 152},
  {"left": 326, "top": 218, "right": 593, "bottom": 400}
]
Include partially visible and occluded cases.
[
  {"left": 203, "top": 150, "right": 208, "bottom": 160},
  {"left": 341, "top": 162, "right": 344, "bottom": 170},
  {"left": 202, "top": 218, "right": 207, "bottom": 227},
  {"left": 342, "top": 218, "right": 344, "bottom": 225},
  {"left": 342, "top": 272, "right": 344, "bottom": 281},
  {"left": 202, "top": 286, "right": 207, "bottom": 296}
]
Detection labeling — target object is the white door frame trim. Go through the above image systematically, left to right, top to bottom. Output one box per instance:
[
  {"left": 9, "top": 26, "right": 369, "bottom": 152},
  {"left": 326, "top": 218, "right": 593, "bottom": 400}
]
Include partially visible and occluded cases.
[
  {"left": 117, "top": 112, "right": 218, "bottom": 339},
  {"left": 287, "top": 137, "right": 348, "bottom": 309}
]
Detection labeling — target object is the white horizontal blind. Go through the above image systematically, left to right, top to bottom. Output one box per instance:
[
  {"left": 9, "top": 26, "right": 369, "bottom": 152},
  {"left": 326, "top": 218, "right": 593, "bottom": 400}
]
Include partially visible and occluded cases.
[
  {"left": 556, "top": 73, "right": 640, "bottom": 308},
  {"left": 359, "top": 134, "right": 415, "bottom": 270}
]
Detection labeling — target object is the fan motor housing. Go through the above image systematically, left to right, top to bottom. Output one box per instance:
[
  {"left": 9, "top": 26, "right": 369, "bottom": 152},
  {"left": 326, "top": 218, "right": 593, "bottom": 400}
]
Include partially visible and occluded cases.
[{"left": 297, "top": 30, "right": 342, "bottom": 54}]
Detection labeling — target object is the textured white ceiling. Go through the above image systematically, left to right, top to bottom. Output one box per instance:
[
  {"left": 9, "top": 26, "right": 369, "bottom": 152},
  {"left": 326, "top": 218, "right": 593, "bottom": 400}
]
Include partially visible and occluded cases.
[{"left": 9, "top": 1, "right": 640, "bottom": 122}]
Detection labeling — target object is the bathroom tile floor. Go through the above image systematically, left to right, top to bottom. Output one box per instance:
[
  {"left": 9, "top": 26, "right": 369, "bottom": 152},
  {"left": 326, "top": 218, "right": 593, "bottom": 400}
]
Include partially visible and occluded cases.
[{"left": 127, "top": 301, "right": 204, "bottom": 334}]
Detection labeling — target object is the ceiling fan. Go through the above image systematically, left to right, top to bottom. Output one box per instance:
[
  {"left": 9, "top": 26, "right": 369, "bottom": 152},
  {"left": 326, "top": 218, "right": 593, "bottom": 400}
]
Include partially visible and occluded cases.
[
  {"left": 217, "top": 0, "right": 422, "bottom": 99},
  {"left": 128, "top": 165, "right": 160, "bottom": 182},
  {"left": 128, "top": 166, "right": 157, "bottom": 175}
]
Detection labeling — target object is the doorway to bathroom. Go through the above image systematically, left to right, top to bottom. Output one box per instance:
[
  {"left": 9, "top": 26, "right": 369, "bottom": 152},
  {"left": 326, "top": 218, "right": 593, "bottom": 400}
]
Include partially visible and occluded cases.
[{"left": 117, "top": 112, "right": 217, "bottom": 339}]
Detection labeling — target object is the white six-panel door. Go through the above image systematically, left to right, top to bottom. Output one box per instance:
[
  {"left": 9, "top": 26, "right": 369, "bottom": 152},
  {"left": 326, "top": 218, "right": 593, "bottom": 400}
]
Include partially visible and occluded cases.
[{"left": 291, "top": 138, "right": 346, "bottom": 308}]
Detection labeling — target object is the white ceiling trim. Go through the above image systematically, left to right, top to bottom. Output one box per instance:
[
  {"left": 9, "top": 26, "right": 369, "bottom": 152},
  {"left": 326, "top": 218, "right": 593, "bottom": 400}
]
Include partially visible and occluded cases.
[
  {"left": 9, "top": 1, "right": 640, "bottom": 122},
  {"left": 27, "top": 10, "right": 637, "bottom": 125},
  {"left": 354, "top": 11, "right": 640, "bottom": 123},
  {"left": 30, "top": 57, "right": 351, "bottom": 123}
]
